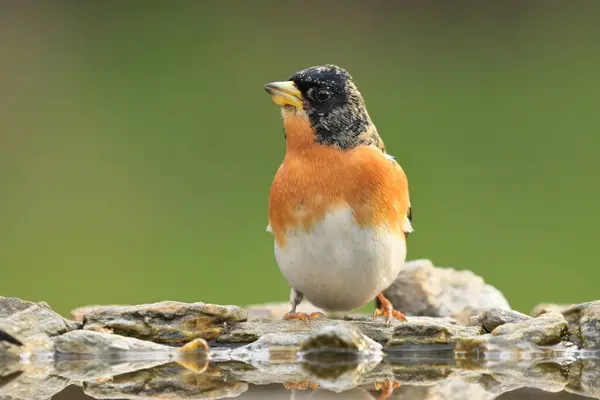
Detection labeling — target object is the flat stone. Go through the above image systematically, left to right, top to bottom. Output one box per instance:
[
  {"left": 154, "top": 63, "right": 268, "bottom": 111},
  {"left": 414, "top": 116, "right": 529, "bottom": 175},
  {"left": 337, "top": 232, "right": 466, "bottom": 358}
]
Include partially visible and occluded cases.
[
  {"left": 382, "top": 259, "right": 510, "bottom": 324},
  {"left": 81, "top": 301, "right": 247, "bottom": 345},
  {"left": 71, "top": 304, "right": 129, "bottom": 322},
  {"left": 472, "top": 308, "right": 532, "bottom": 333},
  {"left": 217, "top": 316, "right": 409, "bottom": 345},
  {"left": 219, "top": 316, "right": 488, "bottom": 349},
  {"left": 387, "top": 318, "right": 482, "bottom": 347},
  {"left": 54, "top": 330, "right": 176, "bottom": 355}
]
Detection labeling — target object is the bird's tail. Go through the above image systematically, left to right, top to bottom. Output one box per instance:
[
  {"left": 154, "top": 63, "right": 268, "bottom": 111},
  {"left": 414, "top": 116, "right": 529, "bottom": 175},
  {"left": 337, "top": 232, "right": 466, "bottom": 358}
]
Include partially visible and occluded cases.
[{"left": 0, "top": 329, "right": 23, "bottom": 347}]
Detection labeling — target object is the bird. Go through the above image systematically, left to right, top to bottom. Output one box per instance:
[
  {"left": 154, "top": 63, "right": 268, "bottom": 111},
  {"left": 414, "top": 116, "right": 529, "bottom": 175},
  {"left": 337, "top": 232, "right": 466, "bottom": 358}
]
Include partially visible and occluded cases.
[{"left": 264, "top": 64, "right": 413, "bottom": 324}]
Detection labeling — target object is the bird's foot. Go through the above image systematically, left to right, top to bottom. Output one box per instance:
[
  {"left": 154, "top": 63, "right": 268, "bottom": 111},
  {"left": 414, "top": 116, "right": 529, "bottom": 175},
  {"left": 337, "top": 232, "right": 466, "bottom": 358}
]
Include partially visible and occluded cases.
[
  {"left": 374, "top": 293, "right": 407, "bottom": 324},
  {"left": 283, "top": 311, "right": 326, "bottom": 321},
  {"left": 374, "top": 379, "right": 401, "bottom": 400},
  {"left": 283, "top": 380, "right": 319, "bottom": 390}
]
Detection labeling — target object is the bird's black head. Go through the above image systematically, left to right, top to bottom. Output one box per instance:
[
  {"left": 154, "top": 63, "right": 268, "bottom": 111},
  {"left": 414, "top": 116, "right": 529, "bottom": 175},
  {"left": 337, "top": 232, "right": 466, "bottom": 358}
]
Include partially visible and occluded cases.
[{"left": 265, "top": 65, "right": 384, "bottom": 151}]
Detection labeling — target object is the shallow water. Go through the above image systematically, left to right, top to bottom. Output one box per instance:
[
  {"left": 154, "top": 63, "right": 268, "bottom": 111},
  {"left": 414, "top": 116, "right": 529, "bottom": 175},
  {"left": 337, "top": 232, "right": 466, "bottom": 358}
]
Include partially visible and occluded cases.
[{"left": 2, "top": 346, "right": 599, "bottom": 400}]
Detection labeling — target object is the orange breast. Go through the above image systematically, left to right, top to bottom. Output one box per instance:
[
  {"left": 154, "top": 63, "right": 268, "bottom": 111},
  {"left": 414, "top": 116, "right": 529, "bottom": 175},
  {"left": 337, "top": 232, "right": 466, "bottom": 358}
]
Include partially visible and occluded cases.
[{"left": 268, "top": 117, "right": 410, "bottom": 247}]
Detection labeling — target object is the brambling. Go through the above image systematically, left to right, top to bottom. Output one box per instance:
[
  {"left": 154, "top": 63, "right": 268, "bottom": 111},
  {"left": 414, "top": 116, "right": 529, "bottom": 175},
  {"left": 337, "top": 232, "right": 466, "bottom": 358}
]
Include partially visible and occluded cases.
[{"left": 264, "top": 65, "right": 412, "bottom": 324}]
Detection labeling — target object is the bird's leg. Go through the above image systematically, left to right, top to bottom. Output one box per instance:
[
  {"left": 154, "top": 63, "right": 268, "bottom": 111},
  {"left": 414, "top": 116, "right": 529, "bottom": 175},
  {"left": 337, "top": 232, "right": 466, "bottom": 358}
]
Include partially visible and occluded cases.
[
  {"left": 282, "top": 288, "right": 325, "bottom": 321},
  {"left": 373, "top": 293, "right": 407, "bottom": 324},
  {"left": 374, "top": 378, "right": 402, "bottom": 400}
]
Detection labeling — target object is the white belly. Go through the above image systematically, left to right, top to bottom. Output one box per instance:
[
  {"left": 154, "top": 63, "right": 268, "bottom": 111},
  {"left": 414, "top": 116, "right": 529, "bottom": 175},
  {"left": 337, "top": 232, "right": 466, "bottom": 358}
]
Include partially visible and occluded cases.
[{"left": 273, "top": 208, "right": 406, "bottom": 311}]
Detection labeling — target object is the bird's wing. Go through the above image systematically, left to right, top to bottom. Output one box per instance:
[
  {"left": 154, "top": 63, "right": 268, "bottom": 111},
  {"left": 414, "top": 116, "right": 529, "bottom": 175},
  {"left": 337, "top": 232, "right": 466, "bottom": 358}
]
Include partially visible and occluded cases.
[{"left": 385, "top": 153, "right": 413, "bottom": 235}]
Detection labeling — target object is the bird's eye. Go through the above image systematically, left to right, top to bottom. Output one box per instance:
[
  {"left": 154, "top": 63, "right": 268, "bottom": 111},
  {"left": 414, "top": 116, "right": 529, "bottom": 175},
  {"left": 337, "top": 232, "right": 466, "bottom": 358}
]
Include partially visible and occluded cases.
[{"left": 314, "top": 89, "right": 332, "bottom": 103}]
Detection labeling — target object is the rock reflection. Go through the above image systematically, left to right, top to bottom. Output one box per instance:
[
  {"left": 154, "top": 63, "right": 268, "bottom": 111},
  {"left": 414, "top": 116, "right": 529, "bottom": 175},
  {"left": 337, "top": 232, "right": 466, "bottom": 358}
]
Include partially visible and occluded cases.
[
  {"left": 1, "top": 349, "right": 599, "bottom": 400},
  {"left": 84, "top": 363, "right": 248, "bottom": 400}
]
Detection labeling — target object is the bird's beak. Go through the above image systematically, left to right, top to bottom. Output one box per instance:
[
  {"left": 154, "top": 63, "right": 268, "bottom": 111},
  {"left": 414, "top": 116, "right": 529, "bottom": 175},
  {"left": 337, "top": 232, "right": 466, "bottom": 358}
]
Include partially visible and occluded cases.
[{"left": 264, "top": 81, "right": 303, "bottom": 109}]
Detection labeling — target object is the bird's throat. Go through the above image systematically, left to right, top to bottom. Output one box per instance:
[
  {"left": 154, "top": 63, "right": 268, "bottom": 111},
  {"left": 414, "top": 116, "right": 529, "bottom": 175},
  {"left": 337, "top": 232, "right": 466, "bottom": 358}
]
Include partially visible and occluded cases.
[{"left": 281, "top": 109, "right": 318, "bottom": 152}]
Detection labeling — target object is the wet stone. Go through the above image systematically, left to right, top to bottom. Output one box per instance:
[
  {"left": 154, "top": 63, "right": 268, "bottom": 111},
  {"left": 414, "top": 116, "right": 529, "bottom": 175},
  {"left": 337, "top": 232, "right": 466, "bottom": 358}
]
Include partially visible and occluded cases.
[
  {"left": 3, "top": 295, "right": 600, "bottom": 400},
  {"left": 80, "top": 301, "right": 247, "bottom": 345},
  {"left": 558, "top": 301, "right": 600, "bottom": 349},
  {"left": 472, "top": 308, "right": 532, "bottom": 333},
  {"left": 458, "top": 311, "right": 569, "bottom": 352},
  {"left": 490, "top": 311, "right": 568, "bottom": 346},
  {"left": 217, "top": 316, "right": 436, "bottom": 346},
  {"left": 387, "top": 317, "right": 482, "bottom": 348},
  {"left": 300, "top": 323, "right": 382, "bottom": 354},
  {"left": 54, "top": 330, "right": 176, "bottom": 355}
]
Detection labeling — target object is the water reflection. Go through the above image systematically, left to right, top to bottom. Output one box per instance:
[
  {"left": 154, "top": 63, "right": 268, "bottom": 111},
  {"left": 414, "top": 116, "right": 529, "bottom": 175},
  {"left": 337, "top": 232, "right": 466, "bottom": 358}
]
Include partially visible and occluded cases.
[{"left": 1, "top": 348, "right": 599, "bottom": 400}]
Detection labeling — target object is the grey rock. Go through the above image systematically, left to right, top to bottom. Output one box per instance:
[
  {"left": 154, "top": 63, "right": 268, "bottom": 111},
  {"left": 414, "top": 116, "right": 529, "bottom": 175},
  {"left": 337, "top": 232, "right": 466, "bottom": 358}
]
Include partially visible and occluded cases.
[
  {"left": 382, "top": 259, "right": 510, "bottom": 324},
  {"left": 0, "top": 297, "right": 81, "bottom": 345},
  {"left": 81, "top": 301, "right": 247, "bottom": 345},
  {"left": 531, "top": 301, "right": 600, "bottom": 350},
  {"left": 557, "top": 301, "right": 600, "bottom": 349},
  {"left": 531, "top": 303, "right": 576, "bottom": 318},
  {"left": 71, "top": 304, "right": 129, "bottom": 322},
  {"left": 472, "top": 308, "right": 532, "bottom": 333},
  {"left": 457, "top": 311, "right": 568, "bottom": 352},
  {"left": 490, "top": 311, "right": 568, "bottom": 346},
  {"left": 218, "top": 315, "right": 470, "bottom": 346},
  {"left": 217, "top": 317, "right": 395, "bottom": 344},
  {"left": 387, "top": 318, "right": 482, "bottom": 347},
  {"left": 227, "top": 323, "right": 383, "bottom": 368},
  {"left": 300, "top": 323, "right": 382, "bottom": 354},
  {"left": 54, "top": 330, "right": 176, "bottom": 355},
  {"left": 229, "top": 332, "right": 305, "bottom": 365}
]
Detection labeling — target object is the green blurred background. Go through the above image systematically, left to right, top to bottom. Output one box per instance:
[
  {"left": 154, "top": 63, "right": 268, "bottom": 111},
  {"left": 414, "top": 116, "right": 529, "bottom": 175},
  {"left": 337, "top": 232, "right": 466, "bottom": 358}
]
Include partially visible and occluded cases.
[{"left": 1, "top": 1, "right": 598, "bottom": 317}]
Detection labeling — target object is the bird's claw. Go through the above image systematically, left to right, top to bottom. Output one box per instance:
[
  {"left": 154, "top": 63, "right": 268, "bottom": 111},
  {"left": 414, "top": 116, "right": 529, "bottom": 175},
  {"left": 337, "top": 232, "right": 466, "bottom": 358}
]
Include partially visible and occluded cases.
[
  {"left": 374, "top": 294, "right": 407, "bottom": 324},
  {"left": 283, "top": 312, "right": 326, "bottom": 321},
  {"left": 374, "top": 378, "right": 402, "bottom": 400}
]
